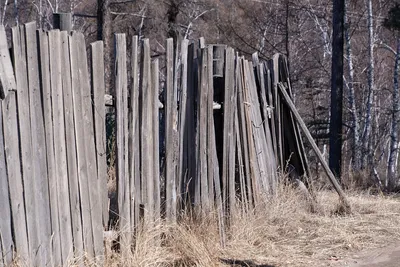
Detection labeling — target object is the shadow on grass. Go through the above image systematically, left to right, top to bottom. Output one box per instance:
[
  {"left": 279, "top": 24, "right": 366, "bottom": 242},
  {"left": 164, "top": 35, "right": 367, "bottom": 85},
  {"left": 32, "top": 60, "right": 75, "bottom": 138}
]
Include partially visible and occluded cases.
[{"left": 220, "top": 258, "right": 276, "bottom": 267}]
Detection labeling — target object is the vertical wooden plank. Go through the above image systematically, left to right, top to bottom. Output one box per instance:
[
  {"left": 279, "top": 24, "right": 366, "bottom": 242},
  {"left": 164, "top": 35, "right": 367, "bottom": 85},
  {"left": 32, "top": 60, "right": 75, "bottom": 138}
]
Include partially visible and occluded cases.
[
  {"left": 25, "top": 22, "right": 52, "bottom": 265},
  {"left": 12, "top": 25, "right": 39, "bottom": 266},
  {"left": 0, "top": 26, "right": 16, "bottom": 99},
  {"left": 48, "top": 29, "right": 74, "bottom": 264},
  {"left": 39, "top": 30, "right": 62, "bottom": 266},
  {"left": 60, "top": 30, "right": 84, "bottom": 259},
  {"left": 69, "top": 32, "right": 94, "bottom": 258},
  {"left": 76, "top": 32, "right": 104, "bottom": 260},
  {"left": 115, "top": 33, "right": 131, "bottom": 255},
  {"left": 130, "top": 36, "right": 140, "bottom": 231},
  {"left": 140, "top": 38, "right": 154, "bottom": 222},
  {"left": 165, "top": 38, "right": 177, "bottom": 222},
  {"left": 178, "top": 39, "right": 189, "bottom": 206},
  {"left": 91, "top": 41, "right": 109, "bottom": 229},
  {"left": 206, "top": 46, "right": 215, "bottom": 211},
  {"left": 222, "top": 47, "right": 236, "bottom": 215},
  {"left": 198, "top": 48, "right": 209, "bottom": 213},
  {"left": 272, "top": 54, "right": 284, "bottom": 169},
  {"left": 236, "top": 58, "right": 253, "bottom": 208},
  {"left": 152, "top": 59, "right": 161, "bottom": 222},
  {"left": 264, "top": 63, "right": 278, "bottom": 163},
  {"left": 2, "top": 92, "right": 29, "bottom": 263},
  {"left": 0, "top": 102, "right": 13, "bottom": 266}
]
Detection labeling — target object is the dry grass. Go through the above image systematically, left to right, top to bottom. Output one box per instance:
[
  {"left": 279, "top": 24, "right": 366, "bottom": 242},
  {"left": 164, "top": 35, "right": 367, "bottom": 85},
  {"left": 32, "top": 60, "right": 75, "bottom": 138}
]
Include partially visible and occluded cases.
[
  {"left": 89, "top": 183, "right": 400, "bottom": 267},
  {"left": 10, "top": 184, "right": 400, "bottom": 267}
]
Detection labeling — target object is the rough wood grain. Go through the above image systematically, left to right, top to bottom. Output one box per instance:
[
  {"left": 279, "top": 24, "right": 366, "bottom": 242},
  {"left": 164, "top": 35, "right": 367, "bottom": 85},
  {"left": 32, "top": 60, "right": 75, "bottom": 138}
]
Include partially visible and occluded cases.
[
  {"left": 25, "top": 22, "right": 52, "bottom": 265},
  {"left": 12, "top": 25, "right": 39, "bottom": 266},
  {"left": 0, "top": 26, "right": 16, "bottom": 99},
  {"left": 48, "top": 29, "right": 74, "bottom": 264},
  {"left": 39, "top": 30, "right": 62, "bottom": 266},
  {"left": 60, "top": 30, "right": 84, "bottom": 259},
  {"left": 69, "top": 32, "right": 94, "bottom": 258},
  {"left": 76, "top": 32, "right": 104, "bottom": 260},
  {"left": 115, "top": 33, "right": 131, "bottom": 256},
  {"left": 130, "top": 36, "right": 141, "bottom": 231},
  {"left": 140, "top": 38, "right": 154, "bottom": 222},
  {"left": 165, "top": 38, "right": 177, "bottom": 222},
  {"left": 91, "top": 41, "right": 109, "bottom": 229},
  {"left": 207, "top": 46, "right": 215, "bottom": 211},
  {"left": 152, "top": 59, "right": 161, "bottom": 222},
  {"left": 2, "top": 92, "right": 29, "bottom": 263},
  {"left": 0, "top": 101, "right": 13, "bottom": 266}
]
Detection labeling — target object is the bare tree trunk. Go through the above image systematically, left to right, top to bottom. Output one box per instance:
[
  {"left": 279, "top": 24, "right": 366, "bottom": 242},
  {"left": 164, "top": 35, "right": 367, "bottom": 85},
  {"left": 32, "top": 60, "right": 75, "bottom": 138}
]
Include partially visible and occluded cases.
[
  {"left": 1, "top": 0, "right": 9, "bottom": 25},
  {"left": 14, "top": 0, "right": 19, "bottom": 26},
  {"left": 329, "top": 0, "right": 345, "bottom": 180},
  {"left": 361, "top": 0, "right": 375, "bottom": 169},
  {"left": 344, "top": 1, "right": 361, "bottom": 171},
  {"left": 388, "top": 37, "right": 400, "bottom": 190}
]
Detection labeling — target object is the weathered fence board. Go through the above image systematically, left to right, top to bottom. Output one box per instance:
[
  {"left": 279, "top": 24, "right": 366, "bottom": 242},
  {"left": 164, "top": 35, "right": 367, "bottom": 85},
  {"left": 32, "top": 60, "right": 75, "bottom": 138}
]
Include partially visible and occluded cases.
[
  {"left": 25, "top": 22, "right": 52, "bottom": 265},
  {"left": 0, "top": 26, "right": 16, "bottom": 99},
  {"left": 49, "top": 29, "right": 74, "bottom": 264},
  {"left": 39, "top": 30, "right": 62, "bottom": 266},
  {"left": 60, "top": 30, "right": 84, "bottom": 259},
  {"left": 69, "top": 32, "right": 95, "bottom": 258},
  {"left": 115, "top": 33, "right": 131, "bottom": 257},
  {"left": 165, "top": 38, "right": 178, "bottom": 222},
  {"left": 91, "top": 41, "right": 109, "bottom": 229},
  {"left": 152, "top": 59, "right": 161, "bottom": 222},
  {"left": 2, "top": 92, "right": 29, "bottom": 263},
  {"left": 0, "top": 101, "right": 13, "bottom": 266}
]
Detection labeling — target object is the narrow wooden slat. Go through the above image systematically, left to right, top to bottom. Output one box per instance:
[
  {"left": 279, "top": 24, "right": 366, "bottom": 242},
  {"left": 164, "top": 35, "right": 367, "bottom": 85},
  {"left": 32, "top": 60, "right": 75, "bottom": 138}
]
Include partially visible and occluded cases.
[
  {"left": 25, "top": 22, "right": 52, "bottom": 265},
  {"left": 12, "top": 25, "right": 39, "bottom": 266},
  {"left": 0, "top": 26, "right": 16, "bottom": 99},
  {"left": 48, "top": 29, "right": 74, "bottom": 264},
  {"left": 39, "top": 30, "right": 62, "bottom": 266},
  {"left": 60, "top": 30, "right": 84, "bottom": 259},
  {"left": 69, "top": 32, "right": 94, "bottom": 258},
  {"left": 76, "top": 32, "right": 104, "bottom": 259},
  {"left": 115, "top": 33, "right": 131, "bottom": 255},
  {"left": 130, "top": 36, "right": 140, "bottom": 231},
  {"left": 140, "top": 38, "right": 154, "bottom": 222},
  {"left": 165, "top": 38, "right": 177, "bottom": 222},
  {"left": 178, "top": 39, "right": 189, "bottom": 205},
  {"left": 91, "top": 41, "right": 109, "bottom": 229},
  {"left": 206, "top": 46, "right": 215, "bottom": 210},
  {"left": 223, "top": 47, "right": 236, "bottom": 215},
  {"left": 198, "top": 48, "right": 209, "bottom": 213},
  {"left": 272, "top": 54, "right": 284, "bottom": 169},
  {"left": 236, "top": 57, "right": 253, "bottom": 208},
  {"left": 152, "top": 59, "right": 161, "bottom": 222},
  {"left": 264, "top": 63, "right": 278, "bottom": 163},
  {"left": 278, "top": 83, "right": 350, "bottom": 208},
  {"left": 2, "top": 92, "right": 29, "bottom": 263},
  {"left": 0, "top": 101, "right": 13, "bottom": 266}
]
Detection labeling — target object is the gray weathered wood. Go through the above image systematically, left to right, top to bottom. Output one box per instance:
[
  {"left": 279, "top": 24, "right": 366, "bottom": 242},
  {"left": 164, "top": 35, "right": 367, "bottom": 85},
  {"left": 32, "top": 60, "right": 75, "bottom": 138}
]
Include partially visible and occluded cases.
[
  {"left": 53, "top": 13, "right": 73, "bottom": 31},
  {"left": 25, "top": 22, "right": 52, "bottom": 265},
  {"left": 12, "top": 25, "right": 39, "bottom": 266},
  {"left": 0, "top": 26, "right": 16, "bottom": 99},
  {"left": 48, "top": 29, "right": 74, "bottom": 264},
  {"left": 39, "top": 30, "right": 62, "bottom": 266},
  {"left": 60, "top": 30, "right": 84, "bottom": 259},
  {"left": 69, "top": 32, "right": 95, "bottom": 258},
  {"left": 76, "top": 32, "right": 104, "bottom": 260},
  {"left": 115, "top": 33, "right": 131, "bottom": 255},
  {"left": 130, "top": 36, "right": 140, "bottom": 231},
  {"left": 140, "top": 38, "right": 154, "bottom": 222},
  {"left": 165, "top": 38, "right": 177, "bottom": 222},
  {"left": 178, "top": 39, "right": 189, "bottom": 206},
  {"left": 91, "top": 41, "right": 109, "bottom": 229},
  {"left": 272, "top": 54, "right": 284, "bottom": 169},
  {"left": 152, "top": 59, "right": 161, "bottom": 222},
  {"left": 277, "top": 83, "right": 350, "bottom": 208},
  {"left": 2, "top": 92, "right": 29, "bottom": 263},
  {"left": 0, "top": 101, "right": 13, "bottom": 266}
]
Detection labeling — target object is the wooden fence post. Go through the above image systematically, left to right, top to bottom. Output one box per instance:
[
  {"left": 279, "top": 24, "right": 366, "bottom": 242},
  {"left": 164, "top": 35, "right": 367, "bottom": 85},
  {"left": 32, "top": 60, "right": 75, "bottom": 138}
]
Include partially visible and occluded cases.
[{"left": 53, "top": 13, "right": 73, "bottom": 31}]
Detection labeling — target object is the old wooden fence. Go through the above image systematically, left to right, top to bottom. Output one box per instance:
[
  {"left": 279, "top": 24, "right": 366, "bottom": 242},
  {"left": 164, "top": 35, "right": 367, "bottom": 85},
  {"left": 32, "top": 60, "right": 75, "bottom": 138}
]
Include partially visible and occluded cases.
[{"left": 0, "top": 21, "right": 313, "bottom": 266}]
